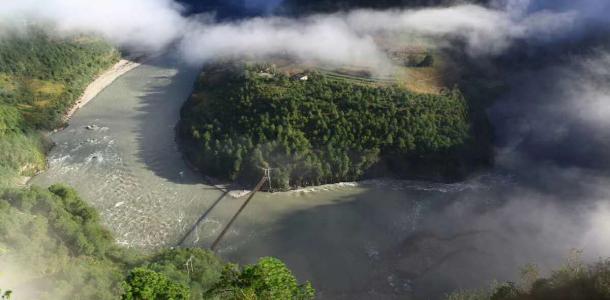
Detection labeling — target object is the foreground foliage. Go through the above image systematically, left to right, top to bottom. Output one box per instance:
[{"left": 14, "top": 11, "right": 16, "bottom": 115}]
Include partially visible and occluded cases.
[
  {"left": 0, "top": 28, "right": 119, "bottom": 187},
  {"left": 180, "top": 63, "right": 474, "bottom": 190},
  {"left": 0, "top": 185, "right": 314, "bottom": 299},
  {"left": 0, "top": 185, "right": 128, "bottom": 299},
  {"left": 447, "top": 257, "right": 610, "bottom": 300},
  {"left": 206, "top": 258, "right": 315, "bottom": 300},
  {"left": 122, "top": 267, "right": 191, "bottom": 300}
]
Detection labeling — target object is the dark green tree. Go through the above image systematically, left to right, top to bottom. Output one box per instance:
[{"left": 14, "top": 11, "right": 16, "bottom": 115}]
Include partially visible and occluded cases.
[
  {"left": 206, "top": 257, "right": 315, "bottom": 300},
  {"left": 122, "top": 267, "right": 190, "bottom": 300}
]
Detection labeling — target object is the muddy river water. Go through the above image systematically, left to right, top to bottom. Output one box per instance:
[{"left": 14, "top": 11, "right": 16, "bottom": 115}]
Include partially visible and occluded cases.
[{"left": 31, "top": 53, "right": 609, "bottom": 299}]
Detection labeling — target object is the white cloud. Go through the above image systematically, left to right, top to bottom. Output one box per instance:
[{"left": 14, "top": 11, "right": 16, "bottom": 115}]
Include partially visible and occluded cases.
[
  {"left": 0, "top": 0, "right": 586, "bottom": 68},
  {"left": 1, "top": 0, "right": 187, "bottom": 51}
]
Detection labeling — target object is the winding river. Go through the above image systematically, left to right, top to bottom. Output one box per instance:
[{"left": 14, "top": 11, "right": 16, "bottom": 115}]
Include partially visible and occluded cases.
[{"left": 30, "top": 53, "right": 609, "bottom": 299}]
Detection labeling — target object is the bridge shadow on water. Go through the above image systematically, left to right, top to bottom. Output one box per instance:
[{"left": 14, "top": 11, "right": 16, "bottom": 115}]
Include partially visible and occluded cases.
[
  {"left": 216, "top": 186, "right": 491, "bottom": 299},
  {"left": 176, "top": 190, "right": 230, "bottom": 247}
]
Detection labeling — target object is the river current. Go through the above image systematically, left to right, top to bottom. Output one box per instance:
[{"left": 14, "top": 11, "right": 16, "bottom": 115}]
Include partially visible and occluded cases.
[{"left": 30, "top": 53, "right": 610, "bottom": 299}]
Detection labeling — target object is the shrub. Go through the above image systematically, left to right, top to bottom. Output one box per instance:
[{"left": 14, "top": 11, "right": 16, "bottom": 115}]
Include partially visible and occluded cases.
[
  {"left": 206, "top": 257, "right": 315, "bottom": 300},
  {"left": 122, "top": 267, "right": 191, "bottom": 300}
]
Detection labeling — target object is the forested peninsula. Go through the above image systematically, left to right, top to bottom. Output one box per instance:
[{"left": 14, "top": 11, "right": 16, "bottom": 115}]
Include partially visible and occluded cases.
[{"left": 179, "top": 62, "right": 488, "bottom": 190}]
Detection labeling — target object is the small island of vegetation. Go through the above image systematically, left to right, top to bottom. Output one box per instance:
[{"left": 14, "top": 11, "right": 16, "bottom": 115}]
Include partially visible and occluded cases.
[{"left": 179, "top": 62, "right": 486, "bottom": 190}]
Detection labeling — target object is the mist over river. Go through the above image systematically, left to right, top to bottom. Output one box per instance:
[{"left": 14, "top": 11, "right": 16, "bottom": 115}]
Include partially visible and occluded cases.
[{"left": 30, "top": 52, "right": 610, "bottom": 299}]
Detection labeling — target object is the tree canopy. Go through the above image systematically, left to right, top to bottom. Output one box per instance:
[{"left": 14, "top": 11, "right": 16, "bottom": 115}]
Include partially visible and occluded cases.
[
  {"left": 0, "top": 28, "right": 119, "bottom": 130},
  {"left": 179, "top": 63, "right": 472, "bottom": 190},
  {"left": 0, "top": 185, "right": 314, "bottom": 299},
  {"left": 206, "top": 257, "right": 315, "bottom": 300},
  {"left": 448, "top": 258, "right": 610, "bottom": 300},
  {"left": 122, "top": 267, "right": 191, "bottom": 300}
]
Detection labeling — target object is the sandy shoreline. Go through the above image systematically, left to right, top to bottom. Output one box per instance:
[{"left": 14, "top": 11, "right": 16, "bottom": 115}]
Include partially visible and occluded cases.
[{"left": 63, "top": 58, "right": 142, "bottom": 122}]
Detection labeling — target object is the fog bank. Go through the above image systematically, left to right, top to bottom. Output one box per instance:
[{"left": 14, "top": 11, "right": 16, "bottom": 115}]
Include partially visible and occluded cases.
[{"left": 1, "top": 0, "right": 595, "bottom": 69}]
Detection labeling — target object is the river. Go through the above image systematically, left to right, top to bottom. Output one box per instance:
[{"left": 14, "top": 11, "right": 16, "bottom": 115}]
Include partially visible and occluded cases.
[{"left": 30, "top": 52, "right": 610, "bottom": 299}]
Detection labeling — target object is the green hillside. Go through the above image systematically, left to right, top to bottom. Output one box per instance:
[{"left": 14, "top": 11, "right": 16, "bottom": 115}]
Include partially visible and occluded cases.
[
  {"left": 0, "top": 29, "right": 119, "bottom": 187},
  {"left": 0, "top": 29, "right": 312, "bottom": 299},
  {"left": 0, "top": 185, "right": 314, "bottom": 299}
]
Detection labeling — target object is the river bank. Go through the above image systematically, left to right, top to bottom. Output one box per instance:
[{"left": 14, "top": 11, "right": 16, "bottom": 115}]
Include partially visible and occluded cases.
[
  {"left": 15, "top": 57, "right": 143, "bottom": 187},
  {"left": 63, "top": 58, "right": 143, "bottom": 122}
]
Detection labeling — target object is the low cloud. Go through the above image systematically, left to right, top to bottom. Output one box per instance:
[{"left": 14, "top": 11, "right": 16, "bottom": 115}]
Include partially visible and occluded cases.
[
  {"left": 0, "top": 0, "right": 590, "bottom": 69},
  {"left": 1, "top": 0, "right": 187, "bottom": 51},
  {"left": 179, "top": 4, "right": 580, "bottom": 67},
  {"left": 490, "top": 49, "right": 610, "bottom": 172}
]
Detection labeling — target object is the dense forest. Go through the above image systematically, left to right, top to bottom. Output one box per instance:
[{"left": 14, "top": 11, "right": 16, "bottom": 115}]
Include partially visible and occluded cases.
[
  {"left": 0, "top": 28, "right": 120, "bottom": 129},
  {"left": 0, "top": 29, "right": 119, "bottom": 187},
  {"left": 179, "top": 63, "right": 478, "bottom": 190},
  {"left": 0, "top": 185, "right": 314, "bottom": 299}
]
